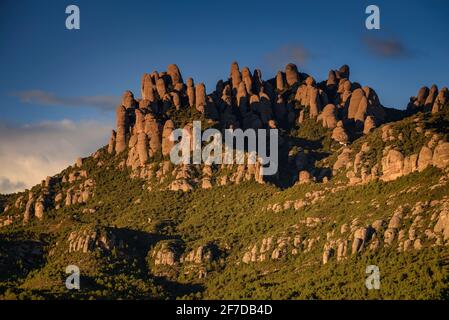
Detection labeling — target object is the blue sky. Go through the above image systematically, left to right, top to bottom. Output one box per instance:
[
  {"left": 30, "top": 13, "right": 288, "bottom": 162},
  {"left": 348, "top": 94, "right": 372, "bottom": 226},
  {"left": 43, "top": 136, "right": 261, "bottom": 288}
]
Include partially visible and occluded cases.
[{"left": 0, "top": 0, "right": 448, "bottom": 193}]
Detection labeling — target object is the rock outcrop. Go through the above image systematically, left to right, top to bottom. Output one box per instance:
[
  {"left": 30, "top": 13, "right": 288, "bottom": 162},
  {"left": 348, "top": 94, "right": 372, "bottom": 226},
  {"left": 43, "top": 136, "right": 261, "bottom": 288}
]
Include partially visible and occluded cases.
[
  {"left": 285, "top": 63, "right": 299, "bottom": 86},
  {"left": 115, "top": 105, "right": 128, "bottom": 153},
  {"left": 332, "top": 121, "right": 349, "bottom": 145},
  {"left": 68, "top": 227, "right": 120, "bottom": 254}
]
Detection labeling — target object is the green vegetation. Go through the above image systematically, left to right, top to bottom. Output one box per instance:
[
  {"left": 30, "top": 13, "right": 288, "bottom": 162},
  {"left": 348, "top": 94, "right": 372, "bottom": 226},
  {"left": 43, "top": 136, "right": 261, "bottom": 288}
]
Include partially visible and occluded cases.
[{"left": 1, "top": 108, "right": 449, "bottom": 300}]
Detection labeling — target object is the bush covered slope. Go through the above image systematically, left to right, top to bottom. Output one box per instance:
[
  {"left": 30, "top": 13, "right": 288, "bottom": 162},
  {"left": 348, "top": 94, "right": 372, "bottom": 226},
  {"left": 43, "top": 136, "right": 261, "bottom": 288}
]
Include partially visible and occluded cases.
[{"left": 1, "top": 62, "right": 449, "bottom": 300}]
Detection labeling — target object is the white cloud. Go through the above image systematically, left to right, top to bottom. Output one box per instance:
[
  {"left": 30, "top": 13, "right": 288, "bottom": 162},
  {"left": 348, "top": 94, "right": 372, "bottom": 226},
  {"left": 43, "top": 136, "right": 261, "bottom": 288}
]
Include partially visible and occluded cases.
[
  {"left": 12, "top": 90, "right": 119, "bottom": 111},
  {"left": 0, "top": 119, "right": 112, "bottom": 194},
  {"left": 0, "top": 177, "right": 27, "bottom": 194}
]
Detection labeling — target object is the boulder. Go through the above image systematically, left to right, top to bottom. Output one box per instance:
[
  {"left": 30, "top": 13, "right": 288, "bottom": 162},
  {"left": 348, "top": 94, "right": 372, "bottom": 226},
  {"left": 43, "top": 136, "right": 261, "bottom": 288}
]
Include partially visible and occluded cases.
[
  {"left": 230, "top": 61, "right": 241, "bottom": 90},
  {"left": 285, "top": 63, "right": 299, "bottom": 86},
  {"left": 167, "top": 64, "right": 183, "bottom": 85},
  {"left": 338, "top": 64, "right": 350, "bottom": 79},
  {"left": 241, "top": 67, "right": 253, "bottom": 94},
  {"left": 327, "top": 70, "right": 337, "bottom": 86},
  {"left": 276, "top": 71, "right": 284, "bottom": 91},
  {"left": 141, "top": 73, "right": 156, "bottom": 102},
  {"left": 187, "top": 77, "right": 195, "bottom": 107},
  {"left": 295, "top": 77, "right": 322, "bottom": 117},
  {"left": 156, "top": 78, "right": 167, "bottom": 98},
  {"left": 236, "top": 81, "right": 249, "bottom": 113},
  {"left": 195, "top": 83, "right": 206, "bottom": 113},
  {"left": 424, "top": 84, "right": 438, "bottom": 109},
  {"left": 416, "top": 86, "right": 429, "bottom": 107},
  {"left": 309, "top": 87, "right": 321, "bottom": 117},
  {"left": 432, "top": 87, "right": 448, "bottom": 114},
  {"left": 348, "top": 88, "right": 365, "bottom": 121},
  {"left": 121, "top": 90, "right": 136, "bottom": 109},
  {"left": 170, "top": 91, "right": 181, "bottom": 110},
  {"left": 320, "top": 104, "right": 338, "bottom": 129},
  {"left": 115, "top": 105, "right": 128, "bottom": 153},
  {"left": 144, "top": 114, "right": 161, "bottom": 156},
  {"left": 363, "top": 116, "right": 376, "bottom": 134},
  {"left": 162, "top": 120, "right": 175, "bottom": 156},
  {"left": 332, "top": 121, "right": 349, "bottom": 145},
  {"left": 107, "top": 130, "right": 116, "bottom": 154},
  {"left": 136, "top": 133, "right": 149, "bottom": 166},
  {"left": 432, "top": 141, "right": 449, "bottom": 169},
  {"left": 418, "top": 146, "right": 433, "bottom": 172},
  {"left": 333, "top": 148, "right": 352, "bottom": 171},
  {"left": 381, "top": 149, "right": 404, "bottom": 181},
  {"left": 402, "top": 154, "right": 418, "bottom": 175},
  {"left": 75, "top": 157, "right": 83, "bottom": 168},
  {"left": 298, "top": 171, "right": 312, "bottom": 184},
  {"left": 170, "top": 179, "right": 193, "bottom": 192},
  {"left": 23, "top": 194, "right": 35, "bottom": 224},
  {"left": 34, "top": 199, "right": 45, "bottom": 220},
  {"left": 434, "top": 205, "right": 449, "bottom": 240},
  {"left": 352, "top": 227, "right": 374, "bottom": 254},
  {"left": 68, "top": 228, "right": 118, "bottom": 254},
  {"left": 384, "top": 228, "right": 397, "bottom": 245},
  {"left": 337, "top": 239, "right": 349, "bottom": 261},
  {"left": 153, "top": 241, "right": 183, "bottom": 265},
  {"left": 322, "top": 244, "right": 334, "bottom": 264},
  {"left": 182, "top": 245, "right": 216, "bottom": 264}
]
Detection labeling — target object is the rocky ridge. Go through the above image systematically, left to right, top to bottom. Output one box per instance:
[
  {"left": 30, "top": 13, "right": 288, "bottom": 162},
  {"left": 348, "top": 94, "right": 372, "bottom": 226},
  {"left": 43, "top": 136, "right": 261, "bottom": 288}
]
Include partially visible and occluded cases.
[{"left": 1, "top": 62, "right": 449, "bottom": 299}]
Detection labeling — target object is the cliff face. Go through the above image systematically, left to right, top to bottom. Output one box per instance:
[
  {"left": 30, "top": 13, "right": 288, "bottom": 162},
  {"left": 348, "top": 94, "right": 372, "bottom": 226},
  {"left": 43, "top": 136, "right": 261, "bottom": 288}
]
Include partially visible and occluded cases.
[
  {"left": 1, "top": 62, "right": 449, "bottom": 300},
  {"left": 102, "top": 62, "right": 448, "bottom": 192}
]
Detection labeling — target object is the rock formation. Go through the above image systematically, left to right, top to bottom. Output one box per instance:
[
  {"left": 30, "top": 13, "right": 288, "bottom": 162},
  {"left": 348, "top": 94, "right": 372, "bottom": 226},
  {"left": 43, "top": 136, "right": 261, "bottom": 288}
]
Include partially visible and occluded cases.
[
  {"left": 230, "top": 61, "right": 241, "bottom": 91},
  {"left": 285, "top": 63, "right": 299, "bottom": 86},
  {"left": 167, "top": 64, "right": 183, "bottom": 85},
  {"left": 187, "top": 77, "right": 195, "bottom": 107},
  {"left": 195, "top": 83, "right": 206, "bottom": 113},
  {"left": 432, "top": 87, "right": 449, "bottom": 114},
  {"left": 319, "top": 104, "right": 338, "bottom": 129},
  {"left": 115, "top": 105, "right": 128, "bottom": 153},
  {"left": 162, "top": 120, "right": 175, "bottom": 156},
  {"left": 332, "top": 121, "right": 349, "bottom": 145},
  {"left": 108, "top": 130, "right": 116, "bottom": 154}
]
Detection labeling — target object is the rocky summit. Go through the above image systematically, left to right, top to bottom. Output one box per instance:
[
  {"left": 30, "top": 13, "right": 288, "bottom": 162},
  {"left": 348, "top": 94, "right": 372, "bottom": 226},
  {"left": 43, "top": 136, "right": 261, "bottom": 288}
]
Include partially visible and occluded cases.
[{"left": 1, "top": 62, "right": 449, "bottom": 300}]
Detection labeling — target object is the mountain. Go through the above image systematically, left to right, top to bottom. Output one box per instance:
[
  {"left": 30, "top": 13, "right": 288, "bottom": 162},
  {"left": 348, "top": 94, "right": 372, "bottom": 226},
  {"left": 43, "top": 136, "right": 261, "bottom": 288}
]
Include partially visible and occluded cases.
[{"left": 1, "top": 62, "right": 449, "bottom": 300}]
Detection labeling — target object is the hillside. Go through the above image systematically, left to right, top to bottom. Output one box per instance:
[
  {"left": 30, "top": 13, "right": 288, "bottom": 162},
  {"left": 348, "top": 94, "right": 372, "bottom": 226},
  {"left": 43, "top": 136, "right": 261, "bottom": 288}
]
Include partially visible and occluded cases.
[{"left": 1, "top": 62, "right": 449, "bottom": 300}]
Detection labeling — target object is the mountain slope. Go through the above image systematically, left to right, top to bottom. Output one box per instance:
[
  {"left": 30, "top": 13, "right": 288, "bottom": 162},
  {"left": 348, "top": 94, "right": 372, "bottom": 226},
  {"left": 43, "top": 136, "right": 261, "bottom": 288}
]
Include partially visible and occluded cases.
[{"left": 1, "top": 63, "right": 449, "bottom": 300}]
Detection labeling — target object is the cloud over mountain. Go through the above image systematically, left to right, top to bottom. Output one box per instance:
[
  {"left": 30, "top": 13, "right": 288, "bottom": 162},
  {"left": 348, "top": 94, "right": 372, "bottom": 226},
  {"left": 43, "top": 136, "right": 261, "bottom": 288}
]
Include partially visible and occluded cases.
[
  {"left": 363, "top": 35, "right": 410, "bottom": 58},
  {"left": 264, "top": 44, "right": 311, "bottom": 70},
  {"left": 12, "top": 90, "right": 118, "bottom": 111},
  {"left": 0, "top": 119, "right": 111, "bottom": 194},
  {"left": 0, "top": 177, "right": 27, "bottom": 195}
]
